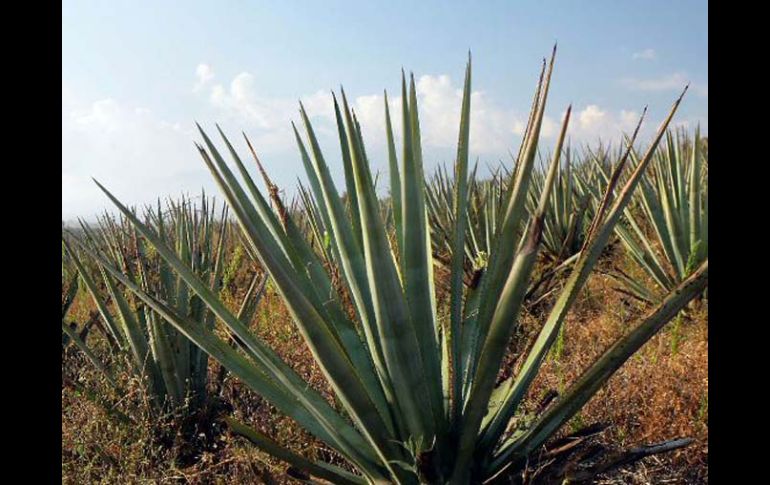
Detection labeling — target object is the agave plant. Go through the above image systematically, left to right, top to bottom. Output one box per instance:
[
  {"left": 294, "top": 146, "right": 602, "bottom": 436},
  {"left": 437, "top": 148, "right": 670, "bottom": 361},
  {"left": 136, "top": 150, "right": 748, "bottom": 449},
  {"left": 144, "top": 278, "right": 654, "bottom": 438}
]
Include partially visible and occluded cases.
[
  {"left": 77, "top": 49, "right": 707, "bottom": 483},
  {"left": 608, "top": 128, "right": 708, "bottom": 303},
  {"left": 526, "top": 148, "right": 591, "bottom": 264},
  {"left": 430, "top": 150, "right": 596, "bottom": 306},
  {"left": 426, "top": 163, "right": 459, "bottom": 266},
  {"left": 427, "top": 163, "right": 511, "bottom": 287},
  {"left": 62, "top": 196, "right": 265, "bottom": 412},
  {"left": 62, "top": 221, "right": 125, "bottom": 357},
  {"left": 62, "top": 246, "right": 81, "bottom": 345},
  {"left": 61, "top": 265, "right": 135, "bottom": 426}
]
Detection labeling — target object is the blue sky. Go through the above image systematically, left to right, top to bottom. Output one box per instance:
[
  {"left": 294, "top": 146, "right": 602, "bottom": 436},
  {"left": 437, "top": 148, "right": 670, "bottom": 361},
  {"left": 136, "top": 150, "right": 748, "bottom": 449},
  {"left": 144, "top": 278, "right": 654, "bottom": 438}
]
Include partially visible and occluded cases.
[{"left": 62, "top": 0, "right": 708, "bottom": 220}]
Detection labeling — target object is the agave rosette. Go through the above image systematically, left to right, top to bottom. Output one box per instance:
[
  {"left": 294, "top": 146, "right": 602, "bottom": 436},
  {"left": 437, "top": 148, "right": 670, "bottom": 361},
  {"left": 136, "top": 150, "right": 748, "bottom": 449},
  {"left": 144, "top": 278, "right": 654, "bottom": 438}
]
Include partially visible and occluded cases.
[{"left": 75, "top": 49, "right": 707, "bottom": 483}]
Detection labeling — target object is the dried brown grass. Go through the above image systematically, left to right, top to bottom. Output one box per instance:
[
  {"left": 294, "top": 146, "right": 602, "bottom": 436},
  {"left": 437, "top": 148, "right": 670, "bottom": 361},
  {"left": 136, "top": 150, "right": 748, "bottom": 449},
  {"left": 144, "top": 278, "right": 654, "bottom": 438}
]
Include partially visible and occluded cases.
[{"left": 62, "top": 248, "right": 707, "bottom": 484}]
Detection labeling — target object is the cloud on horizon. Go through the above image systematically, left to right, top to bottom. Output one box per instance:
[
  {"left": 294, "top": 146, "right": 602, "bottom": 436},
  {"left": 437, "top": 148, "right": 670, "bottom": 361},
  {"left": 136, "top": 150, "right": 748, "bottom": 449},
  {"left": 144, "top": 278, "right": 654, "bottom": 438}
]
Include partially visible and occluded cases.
[{"left": 62, "top": 65, "right": 707, "bottom": 220}]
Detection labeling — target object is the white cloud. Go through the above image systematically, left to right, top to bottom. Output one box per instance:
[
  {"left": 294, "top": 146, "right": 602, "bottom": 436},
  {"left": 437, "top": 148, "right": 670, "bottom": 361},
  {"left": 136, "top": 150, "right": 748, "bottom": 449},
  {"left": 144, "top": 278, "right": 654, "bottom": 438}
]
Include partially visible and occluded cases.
[
  {"left": 632, "top": 48, "right": 657, "bottom": 60},
  {"left": 193, "top": 63, "right": 215, "bottom": 92},
  {"left": 63, "top": 65, "right": 705, "bottom": 219},
  {"left": 200, "top": 68, "right": 677, "bottom": 171},
  {"left": 198, "top": 69, "right": 560, "bottom": 193},
  {"left": 204, "top": 70, "right": 545, "bottom": 158},
  {"left": 209, "top": 71, "right": 457, "bottom": 150},
  {"left": 208, "top": 72, "right": 340, "bottom": 153},
  {"left": 622, "top": 72, "right": 708, "bottom": 98},
  {"left": 62, "top": 96, "right": 208, "bottom": 220},
  {"left": 564, "top": 105, "right": 649, "bottom": 145},
  {"left": 578, "top": 105, "right": 606, "bottom": 130}
]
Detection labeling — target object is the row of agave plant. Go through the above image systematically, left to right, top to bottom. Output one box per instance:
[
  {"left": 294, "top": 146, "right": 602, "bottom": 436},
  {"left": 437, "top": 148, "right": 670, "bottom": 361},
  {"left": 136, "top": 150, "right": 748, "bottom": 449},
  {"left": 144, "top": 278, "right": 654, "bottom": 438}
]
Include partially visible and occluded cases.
[
  {"left": 62, "top": 48, "right": 708, "bottom": 483},
  {"left": 426, "top": 127, "right": 707, "bottom": 308},
  {"left": 610, "top": 129, "right": 708, "bottom": 303},
  {"left": 62, "top": 195, "right": 267, "bottom": 421}
]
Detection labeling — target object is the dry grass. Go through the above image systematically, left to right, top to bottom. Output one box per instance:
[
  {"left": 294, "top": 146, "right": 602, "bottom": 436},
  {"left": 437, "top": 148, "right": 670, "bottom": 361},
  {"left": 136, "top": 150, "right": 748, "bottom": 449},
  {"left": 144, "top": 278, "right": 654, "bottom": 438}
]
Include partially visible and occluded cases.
[{"left": 62, "top": 246, "right": 707, "bottom": 484}]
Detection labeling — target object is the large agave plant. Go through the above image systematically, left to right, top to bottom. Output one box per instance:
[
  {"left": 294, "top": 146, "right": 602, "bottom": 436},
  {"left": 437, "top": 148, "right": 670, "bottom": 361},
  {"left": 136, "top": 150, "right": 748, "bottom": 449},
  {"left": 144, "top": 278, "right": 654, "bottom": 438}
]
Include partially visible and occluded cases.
[
  {"left": 78, "top": 50, "right": 707, "bottom": 483},
  {"left": 609, "top": 128, "right": 708, "bottom": 303},
  {"left": 63, "top": 196, "right": 264, "bottom": 412}
]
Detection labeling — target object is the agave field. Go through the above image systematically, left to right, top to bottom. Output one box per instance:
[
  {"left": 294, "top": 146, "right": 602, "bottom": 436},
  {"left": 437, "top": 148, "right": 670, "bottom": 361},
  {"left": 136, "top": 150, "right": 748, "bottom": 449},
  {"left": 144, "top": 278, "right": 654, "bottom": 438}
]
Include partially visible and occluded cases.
[{"left": 62, "top": 49, "right": 708, "bottom": 484}]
